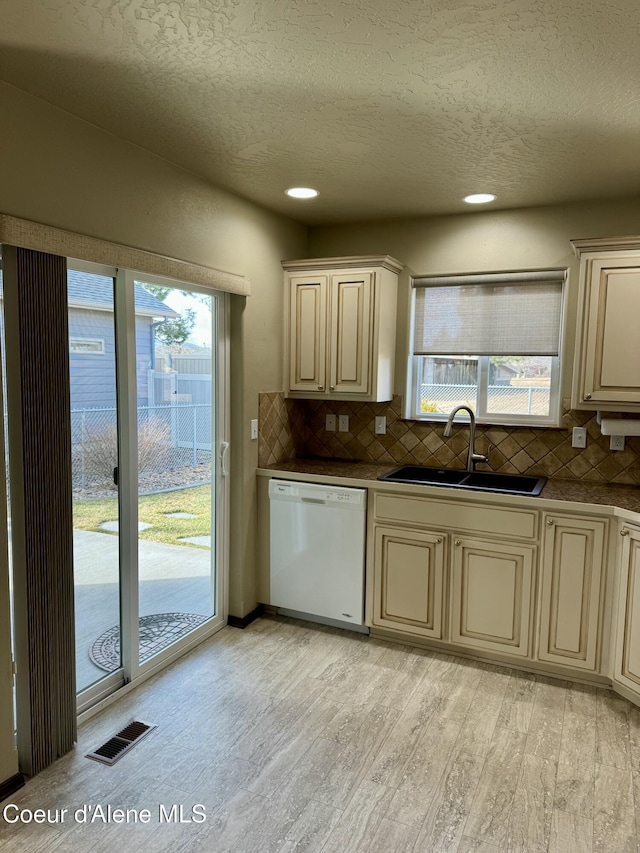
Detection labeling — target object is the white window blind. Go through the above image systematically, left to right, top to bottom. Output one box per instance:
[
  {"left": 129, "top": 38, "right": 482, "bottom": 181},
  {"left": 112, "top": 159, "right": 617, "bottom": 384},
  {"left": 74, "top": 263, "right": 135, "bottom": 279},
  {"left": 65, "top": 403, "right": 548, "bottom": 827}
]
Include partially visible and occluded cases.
[{"left": 412, "top": 270, "right": 565, "bottom": 356}]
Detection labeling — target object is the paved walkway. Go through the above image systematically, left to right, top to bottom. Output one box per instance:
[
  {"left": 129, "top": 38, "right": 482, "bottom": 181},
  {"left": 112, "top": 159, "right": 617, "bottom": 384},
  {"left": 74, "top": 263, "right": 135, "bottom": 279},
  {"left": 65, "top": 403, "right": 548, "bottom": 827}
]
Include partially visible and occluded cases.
[{"left": 73, "top": 529, "right": 213, "bottom": 692}]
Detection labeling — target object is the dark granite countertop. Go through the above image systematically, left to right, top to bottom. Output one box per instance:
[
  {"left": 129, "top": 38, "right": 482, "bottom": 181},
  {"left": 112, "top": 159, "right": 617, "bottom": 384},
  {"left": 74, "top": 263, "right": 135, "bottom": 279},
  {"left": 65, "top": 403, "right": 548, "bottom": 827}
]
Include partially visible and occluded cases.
[{"left": 258, "top": 458, "right": 640, "bottom": 515}]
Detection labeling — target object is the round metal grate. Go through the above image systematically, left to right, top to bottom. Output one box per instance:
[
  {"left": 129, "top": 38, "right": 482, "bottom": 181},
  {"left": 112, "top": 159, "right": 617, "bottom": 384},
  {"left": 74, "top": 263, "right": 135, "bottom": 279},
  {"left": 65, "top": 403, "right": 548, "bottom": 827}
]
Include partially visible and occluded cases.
[{"left": 89, "top": 612, "right": 209, "bottom": 671}]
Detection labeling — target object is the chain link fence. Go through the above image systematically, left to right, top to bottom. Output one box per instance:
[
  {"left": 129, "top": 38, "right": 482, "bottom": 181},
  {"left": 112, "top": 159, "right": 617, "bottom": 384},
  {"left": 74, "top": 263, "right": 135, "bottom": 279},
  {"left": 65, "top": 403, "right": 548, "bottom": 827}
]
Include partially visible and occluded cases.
[
  {"left": 420, "top": 384, "right": 551, "bottom": 416},
  {"left": 71, "top": 404, "right": 212, "bottom": 497}
]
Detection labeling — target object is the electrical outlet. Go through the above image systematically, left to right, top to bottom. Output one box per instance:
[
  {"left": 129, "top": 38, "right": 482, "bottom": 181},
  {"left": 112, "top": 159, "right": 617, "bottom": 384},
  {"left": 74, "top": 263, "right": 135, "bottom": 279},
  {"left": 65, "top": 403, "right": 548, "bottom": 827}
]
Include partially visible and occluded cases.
[
  {"left": 325, "top": 414, "right": 336, "bottom": 432},
  {"left": 338, "top": 414, "right": 349, "bottom": 433},
  {"left": 375, "top": 416, "right": 387, "bottom": 435},
  {"left": 250, "top": 418, "right": 258, "bottom": 440},
  {"left": 572, "top": 426, "right": 587, "bottom": 448},
  {"left": 610, "top": 434, "right": 625, "bottom": 451}
]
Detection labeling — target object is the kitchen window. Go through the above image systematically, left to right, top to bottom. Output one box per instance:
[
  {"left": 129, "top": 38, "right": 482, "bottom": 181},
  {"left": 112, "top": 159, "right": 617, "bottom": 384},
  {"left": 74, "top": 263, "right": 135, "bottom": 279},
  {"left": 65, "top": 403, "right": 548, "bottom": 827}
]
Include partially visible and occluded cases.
[{"left": 407, "top": 269, "right": 566, "bottom": 426}]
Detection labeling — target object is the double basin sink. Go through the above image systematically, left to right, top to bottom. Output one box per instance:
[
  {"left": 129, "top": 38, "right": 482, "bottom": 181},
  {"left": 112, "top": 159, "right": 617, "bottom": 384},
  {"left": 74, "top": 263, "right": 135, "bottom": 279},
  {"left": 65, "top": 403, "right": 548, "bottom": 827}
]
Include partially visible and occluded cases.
[{"left": 378, "top": 465, "right": 547, "bottom": 496}]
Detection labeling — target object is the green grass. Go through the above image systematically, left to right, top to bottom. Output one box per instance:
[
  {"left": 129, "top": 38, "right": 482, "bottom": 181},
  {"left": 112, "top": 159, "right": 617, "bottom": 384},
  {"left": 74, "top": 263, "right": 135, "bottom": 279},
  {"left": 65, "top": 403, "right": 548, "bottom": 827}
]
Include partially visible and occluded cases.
[{"left": 73, "top": 484, "right": 212, "bottom": 548}]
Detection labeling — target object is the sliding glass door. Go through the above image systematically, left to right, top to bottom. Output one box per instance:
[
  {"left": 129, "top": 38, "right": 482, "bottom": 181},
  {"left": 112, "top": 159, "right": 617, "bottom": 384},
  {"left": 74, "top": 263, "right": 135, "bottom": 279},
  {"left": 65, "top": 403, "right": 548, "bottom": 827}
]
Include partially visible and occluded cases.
[
  {"left": 71, "top": 263, "right": 228, "bottom": 711},
  {"left": 69, "top": 265, "right": 122, "bottom": 695},
  {"left": 134, "top": 280, "right": 216, "bottom": 668}
]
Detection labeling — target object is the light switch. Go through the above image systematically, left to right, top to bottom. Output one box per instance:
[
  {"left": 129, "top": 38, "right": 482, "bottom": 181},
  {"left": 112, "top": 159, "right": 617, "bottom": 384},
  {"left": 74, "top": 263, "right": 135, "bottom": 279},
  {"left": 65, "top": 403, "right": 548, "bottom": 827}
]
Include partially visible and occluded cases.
[
  {"left": 326, "top": 414, "right": 336, "bottom": 432},
  {"left": 338, "top": 415, "right": 349, "bottom": 433},
  {"left": 375, "top": 416, "right": 386, "bottom": 435},
  {"left": 250, "top": 419, "right": 258, "bottom": 440},
  {"left": 572, "top": 427, "right": 587, "bottom": 448}
]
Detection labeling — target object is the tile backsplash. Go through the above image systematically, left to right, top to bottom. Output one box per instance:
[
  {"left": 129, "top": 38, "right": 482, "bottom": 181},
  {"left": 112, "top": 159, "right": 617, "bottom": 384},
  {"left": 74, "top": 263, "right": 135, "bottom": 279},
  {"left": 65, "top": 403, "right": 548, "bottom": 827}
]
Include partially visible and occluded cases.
[{"left": 258, "top": 392, "right": 640, "bottom": 485}]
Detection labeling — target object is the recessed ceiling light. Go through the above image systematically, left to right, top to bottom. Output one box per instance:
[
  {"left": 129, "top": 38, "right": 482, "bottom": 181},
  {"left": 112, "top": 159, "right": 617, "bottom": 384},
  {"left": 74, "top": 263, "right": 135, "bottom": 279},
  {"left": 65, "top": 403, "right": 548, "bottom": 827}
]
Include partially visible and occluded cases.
[
  {"left": 285, "top": 187, "right": 319, "bottom": 199},
  {"left": 463, "top": 193, "right": 497, "bottom": 204}
]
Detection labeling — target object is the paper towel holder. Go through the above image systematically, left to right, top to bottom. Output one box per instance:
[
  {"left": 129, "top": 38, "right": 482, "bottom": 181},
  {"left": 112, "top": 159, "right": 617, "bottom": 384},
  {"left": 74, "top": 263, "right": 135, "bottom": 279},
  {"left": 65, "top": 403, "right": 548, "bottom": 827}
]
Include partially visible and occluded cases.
[{"left": 596, "top": 411, "right": 640, "bottom": 437}]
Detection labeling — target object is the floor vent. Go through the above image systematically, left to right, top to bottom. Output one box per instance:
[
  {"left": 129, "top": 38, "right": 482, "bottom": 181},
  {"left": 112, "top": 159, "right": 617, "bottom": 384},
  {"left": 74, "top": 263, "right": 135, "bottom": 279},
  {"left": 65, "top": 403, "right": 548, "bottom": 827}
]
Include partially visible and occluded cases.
[{"left": 86, "top": 720, "right": 157, "bottom": 766}]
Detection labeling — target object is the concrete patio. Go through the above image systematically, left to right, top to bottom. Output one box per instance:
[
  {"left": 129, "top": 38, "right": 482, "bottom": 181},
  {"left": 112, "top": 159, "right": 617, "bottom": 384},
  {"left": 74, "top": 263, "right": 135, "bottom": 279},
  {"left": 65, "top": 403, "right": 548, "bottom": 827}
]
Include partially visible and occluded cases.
[{"left": 73, "top": 529, "right": 213, "bottom": 692}]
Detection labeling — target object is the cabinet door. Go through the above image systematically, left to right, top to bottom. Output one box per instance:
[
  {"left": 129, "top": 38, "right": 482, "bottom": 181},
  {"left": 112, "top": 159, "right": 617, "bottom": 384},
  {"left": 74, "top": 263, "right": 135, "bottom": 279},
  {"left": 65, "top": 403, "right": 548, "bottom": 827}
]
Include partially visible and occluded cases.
[
  {"left": 582, "top": 258, "right": 640, "bottom": 405},
  {"left": 328, "top": 271, "right": 372, "bottom": 395},
  {"left": 288, "top": 273, "right": 328, "bottom": 393},
  {"left": 538, "top": 515, "right": 606, "bottom": 671},
  {"left": 614, "top": 525, "right": 640, "bottom": 692},
  {"left": 372, "top": 526, "right": 445, "bottom": 639},
  {"left": 450, "top": 537, "right": 535, "bottom": 657}
]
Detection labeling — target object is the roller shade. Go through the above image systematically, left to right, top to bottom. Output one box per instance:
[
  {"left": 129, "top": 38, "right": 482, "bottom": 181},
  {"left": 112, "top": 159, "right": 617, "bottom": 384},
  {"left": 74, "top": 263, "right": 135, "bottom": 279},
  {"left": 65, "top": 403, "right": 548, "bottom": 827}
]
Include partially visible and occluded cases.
[{"left": 412, "top": 270, "right": 565, "bottom": 356}]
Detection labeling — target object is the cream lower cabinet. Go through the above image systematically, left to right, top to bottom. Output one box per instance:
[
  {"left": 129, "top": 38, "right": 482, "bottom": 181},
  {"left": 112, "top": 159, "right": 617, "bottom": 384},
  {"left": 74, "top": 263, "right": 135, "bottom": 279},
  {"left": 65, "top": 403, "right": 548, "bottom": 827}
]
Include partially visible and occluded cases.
[
  {"left": 369, "top": 491, "right": 538, "bottom": 658},
  {"left": 537, "top": 514, "right": 607, "bottom": 671},
  {"left": 613, "top": 524, "right": 640, "bottom": 693},
  {"left": 372, "top": 526, "right": 445, "bottom": 639},
  {"left": 450, "top": 536, "right": 536, "bottom": 657}
]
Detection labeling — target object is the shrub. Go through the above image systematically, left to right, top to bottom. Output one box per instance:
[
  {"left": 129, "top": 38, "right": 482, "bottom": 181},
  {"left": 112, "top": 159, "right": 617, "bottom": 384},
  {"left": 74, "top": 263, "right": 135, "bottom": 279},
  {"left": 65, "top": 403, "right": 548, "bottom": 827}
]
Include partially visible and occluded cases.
[{"left": 77, "top": 417, "right": 171, "bottom": 484}]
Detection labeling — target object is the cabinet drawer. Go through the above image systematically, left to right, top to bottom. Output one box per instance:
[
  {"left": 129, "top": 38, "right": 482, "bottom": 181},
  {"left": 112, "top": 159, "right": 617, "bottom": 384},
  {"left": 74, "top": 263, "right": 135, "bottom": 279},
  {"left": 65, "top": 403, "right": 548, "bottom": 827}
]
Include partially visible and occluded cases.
[{"left": 374, "top": 492, "right": 538, "bottom": 540}]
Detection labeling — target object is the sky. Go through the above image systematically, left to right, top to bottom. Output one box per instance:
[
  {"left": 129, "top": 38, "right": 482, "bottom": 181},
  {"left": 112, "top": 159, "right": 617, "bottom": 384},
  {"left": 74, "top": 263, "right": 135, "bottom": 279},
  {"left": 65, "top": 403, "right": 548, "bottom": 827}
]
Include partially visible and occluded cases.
[{"left": 163, "top": 290, "right": 212, "bottom": 349}]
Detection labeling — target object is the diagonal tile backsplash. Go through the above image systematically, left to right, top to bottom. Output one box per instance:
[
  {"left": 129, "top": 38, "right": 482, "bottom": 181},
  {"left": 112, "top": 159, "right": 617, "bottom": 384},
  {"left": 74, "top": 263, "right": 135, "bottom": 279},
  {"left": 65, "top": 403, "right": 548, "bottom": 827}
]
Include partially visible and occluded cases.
[
  {"left": 258, "top": 392, "right": 640, "bottom": 485},
  {"left": 258, "top": 392, "right": 306, "bottom": 467}
]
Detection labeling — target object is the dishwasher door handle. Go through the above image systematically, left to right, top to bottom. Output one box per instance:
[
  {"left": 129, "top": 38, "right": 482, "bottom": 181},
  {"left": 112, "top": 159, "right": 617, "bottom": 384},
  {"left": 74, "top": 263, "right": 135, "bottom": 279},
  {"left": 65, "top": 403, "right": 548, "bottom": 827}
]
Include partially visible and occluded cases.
[{"left": 301, "top": 497, "right": 326, "bottom": 504}]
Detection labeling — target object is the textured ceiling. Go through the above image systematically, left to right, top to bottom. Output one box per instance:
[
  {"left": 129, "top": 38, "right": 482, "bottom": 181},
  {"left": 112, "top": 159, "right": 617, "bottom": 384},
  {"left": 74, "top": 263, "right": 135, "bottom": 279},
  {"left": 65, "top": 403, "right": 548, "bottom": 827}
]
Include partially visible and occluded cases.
[{"left": 1, "top": 1, "right": 640, "bottom": 224}]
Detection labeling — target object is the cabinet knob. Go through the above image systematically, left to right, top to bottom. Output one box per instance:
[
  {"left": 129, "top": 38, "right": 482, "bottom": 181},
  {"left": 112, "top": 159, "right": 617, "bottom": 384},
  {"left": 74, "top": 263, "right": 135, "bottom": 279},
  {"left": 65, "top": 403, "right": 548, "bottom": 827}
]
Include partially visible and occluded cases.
[
  {"left": 318, "top": 385, "right": 324, "bottom": 391},
  {"left": 330, "top": 385, "right": 335, "bottom": 391},
  {"left": 584, "top": 393, "right": 592, "bottom": 400},
  {"left": 547, "top": 518, "right": 554, "bottom": 525},
  {"left": 621, "top": 528, "right": 630, "bottom": 537},
  {"left": 436, "top": 537, "right": 442, "bottom": 544},
  {"left": 455, "top": 539, "right": 461, "bottom": 546}
]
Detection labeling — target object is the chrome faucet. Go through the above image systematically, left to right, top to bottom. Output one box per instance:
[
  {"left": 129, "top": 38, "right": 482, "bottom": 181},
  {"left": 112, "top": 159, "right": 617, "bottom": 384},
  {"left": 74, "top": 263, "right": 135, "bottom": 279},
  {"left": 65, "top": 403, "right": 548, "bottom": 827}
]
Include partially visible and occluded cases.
[{"left": 443, "top": 405, "right": 490, "bottom": 472}]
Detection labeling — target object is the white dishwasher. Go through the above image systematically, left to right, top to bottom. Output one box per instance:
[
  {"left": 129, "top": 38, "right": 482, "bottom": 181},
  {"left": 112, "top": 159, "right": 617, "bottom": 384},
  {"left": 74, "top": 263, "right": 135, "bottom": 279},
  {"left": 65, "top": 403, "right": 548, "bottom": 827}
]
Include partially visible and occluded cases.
[{"left": 269, "top": 479, "right": 367, "bottom": 629}]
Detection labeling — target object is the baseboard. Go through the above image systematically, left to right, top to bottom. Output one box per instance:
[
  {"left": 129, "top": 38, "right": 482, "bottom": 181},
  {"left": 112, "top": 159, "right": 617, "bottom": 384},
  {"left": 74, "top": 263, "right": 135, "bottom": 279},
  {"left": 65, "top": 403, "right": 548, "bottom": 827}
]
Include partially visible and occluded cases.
[
  {"left": 227, "top": 603, "right": 264, "bottom": 629},
  {"left": 369, "top": 626, "right": 611, "bottom": 687},
  {"left": 0, "top": 772, "right": 26, "bottom": 804}
]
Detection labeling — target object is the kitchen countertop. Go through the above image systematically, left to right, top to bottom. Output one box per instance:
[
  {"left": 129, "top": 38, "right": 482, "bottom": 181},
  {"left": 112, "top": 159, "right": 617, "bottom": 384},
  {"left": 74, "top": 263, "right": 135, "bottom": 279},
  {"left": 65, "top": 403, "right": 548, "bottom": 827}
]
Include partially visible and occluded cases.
[{"left": 258, "top": 458, "right": 640, "bottom": 515}]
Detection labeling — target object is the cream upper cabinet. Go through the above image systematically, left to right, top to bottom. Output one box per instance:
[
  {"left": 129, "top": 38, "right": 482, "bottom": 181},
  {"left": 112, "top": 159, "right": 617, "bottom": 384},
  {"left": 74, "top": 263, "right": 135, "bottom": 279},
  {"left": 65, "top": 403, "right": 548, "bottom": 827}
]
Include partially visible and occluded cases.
[
  {"left": 571, "top": 237, "right": 640, "bottom": 411},
  {"left": 283, "top": 255, "right": 402, "bottom": 401},
  {"left": 328, "top": 271, "right": 372, "bottom": 396},
  {"left": 288, "top": 273, "right": 328, "bottom": 393},
  {"left": 537, "top": 513, "right": 607, "bottom": 671},
  {"left": 613, "top": 523, "right": 640, "bottom": 694},
  {"left": 372, "top": 525, "right": 445, "bottom": 639},
  {"left": 450, "top": 536, "right": 535, "bottom": 658}
]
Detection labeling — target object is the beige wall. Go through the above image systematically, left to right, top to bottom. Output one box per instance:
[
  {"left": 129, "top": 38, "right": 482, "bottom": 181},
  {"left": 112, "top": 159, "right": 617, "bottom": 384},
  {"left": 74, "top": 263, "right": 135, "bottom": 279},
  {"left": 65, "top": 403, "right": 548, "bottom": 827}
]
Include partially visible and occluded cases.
[
  {"left": 0, "top": 81, "right": 307, "bottom": 780},
  {"left": 308, "top": 199, "right": 640, "bottom": 397}
]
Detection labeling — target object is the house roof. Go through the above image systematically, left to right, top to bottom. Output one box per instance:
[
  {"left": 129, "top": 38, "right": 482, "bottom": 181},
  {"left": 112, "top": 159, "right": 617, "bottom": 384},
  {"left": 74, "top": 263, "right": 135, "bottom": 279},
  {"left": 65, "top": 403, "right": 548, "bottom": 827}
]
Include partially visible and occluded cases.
[
  {"left": 2, "top": 1, "right": 640, "bottom": 224},
  {"left": 68, "top": 270, "right": 177, "bottom": 318}
]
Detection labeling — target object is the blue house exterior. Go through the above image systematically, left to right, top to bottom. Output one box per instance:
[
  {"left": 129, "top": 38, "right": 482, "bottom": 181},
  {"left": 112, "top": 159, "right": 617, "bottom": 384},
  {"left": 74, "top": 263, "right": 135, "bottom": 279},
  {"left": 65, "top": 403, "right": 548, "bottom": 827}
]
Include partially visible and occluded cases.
[{"left": 68, "top": 270, "right": 177, "bottom": 410}]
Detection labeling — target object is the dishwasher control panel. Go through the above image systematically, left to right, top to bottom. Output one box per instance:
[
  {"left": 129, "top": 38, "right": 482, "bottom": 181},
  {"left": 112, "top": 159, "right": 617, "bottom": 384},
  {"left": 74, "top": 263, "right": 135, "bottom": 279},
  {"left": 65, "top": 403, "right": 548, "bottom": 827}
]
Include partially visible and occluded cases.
[{"left": 268, "top": 478, "right": 367, "bottom": 508}]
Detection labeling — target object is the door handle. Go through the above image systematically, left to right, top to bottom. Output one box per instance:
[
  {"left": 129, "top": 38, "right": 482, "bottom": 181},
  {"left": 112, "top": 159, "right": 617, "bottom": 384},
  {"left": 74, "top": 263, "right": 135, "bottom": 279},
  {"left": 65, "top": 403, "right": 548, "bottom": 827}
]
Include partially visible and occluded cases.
[{"left": 219, "top": 441, "right": 230, "bottom": 476}]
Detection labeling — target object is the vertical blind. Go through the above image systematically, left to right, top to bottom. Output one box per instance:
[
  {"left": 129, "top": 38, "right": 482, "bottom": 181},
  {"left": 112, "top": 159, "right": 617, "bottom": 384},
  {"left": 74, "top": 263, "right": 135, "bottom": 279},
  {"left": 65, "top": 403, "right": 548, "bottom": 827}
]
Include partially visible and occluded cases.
[
  {"left": 3, "top": 247, "right": 76, "bottom": 776},
  {"left": 412, "top": 270, "right": 565, "bottom": 356}
]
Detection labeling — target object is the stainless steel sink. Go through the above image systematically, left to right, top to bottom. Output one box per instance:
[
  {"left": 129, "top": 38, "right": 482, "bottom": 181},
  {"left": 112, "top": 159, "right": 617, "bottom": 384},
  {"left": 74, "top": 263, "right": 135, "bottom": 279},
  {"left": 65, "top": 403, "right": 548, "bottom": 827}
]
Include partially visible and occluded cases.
[{"left": 378, "top": 465, "right": 546, "bottom": 495}]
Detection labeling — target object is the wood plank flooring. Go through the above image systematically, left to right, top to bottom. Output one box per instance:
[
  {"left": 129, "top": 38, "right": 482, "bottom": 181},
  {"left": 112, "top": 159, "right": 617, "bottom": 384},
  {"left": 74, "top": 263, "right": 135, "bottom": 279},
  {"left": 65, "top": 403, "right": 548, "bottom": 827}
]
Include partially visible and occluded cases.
[{"left": 4, "top": 614, "right": 640, "bottom": 852}]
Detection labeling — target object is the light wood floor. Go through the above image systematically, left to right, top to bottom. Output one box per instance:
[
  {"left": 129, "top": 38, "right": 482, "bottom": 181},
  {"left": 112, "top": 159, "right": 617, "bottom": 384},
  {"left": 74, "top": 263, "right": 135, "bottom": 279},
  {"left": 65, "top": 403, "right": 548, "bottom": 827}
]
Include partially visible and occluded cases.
[{"left": 3, "top": 615, "right": 640, "bottom": 852}]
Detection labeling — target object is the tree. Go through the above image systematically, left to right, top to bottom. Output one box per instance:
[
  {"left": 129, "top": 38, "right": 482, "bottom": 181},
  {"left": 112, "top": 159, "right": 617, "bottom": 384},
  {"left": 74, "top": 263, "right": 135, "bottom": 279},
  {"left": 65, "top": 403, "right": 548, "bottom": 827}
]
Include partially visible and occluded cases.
[
  {"left": 141, "top": 284, "right": 197, "bottom": 347},
  {"left": 155, "top": 308, "right": 196, "bottom": 346}
]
